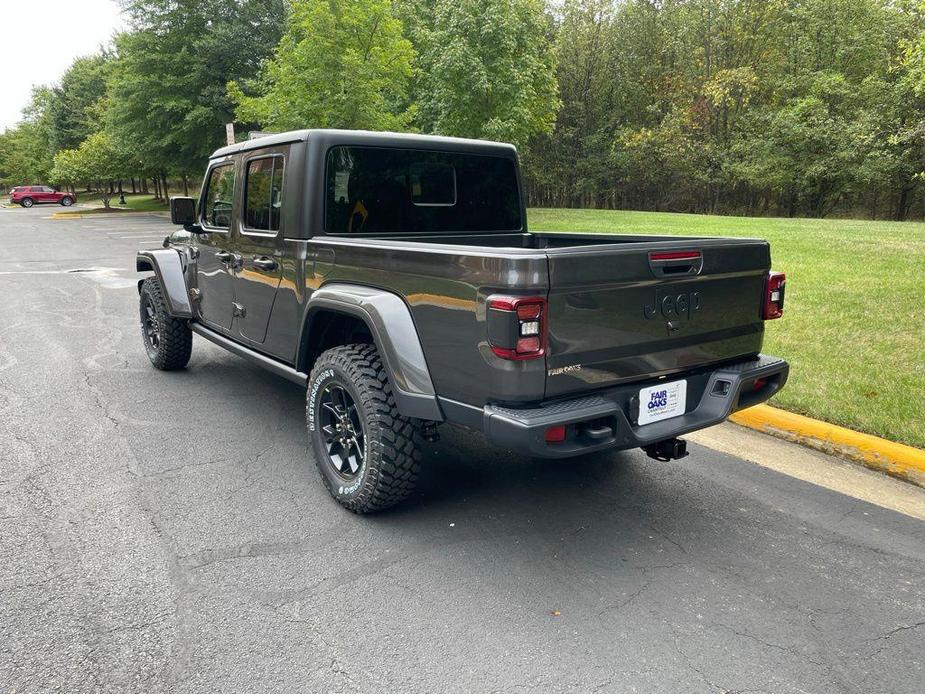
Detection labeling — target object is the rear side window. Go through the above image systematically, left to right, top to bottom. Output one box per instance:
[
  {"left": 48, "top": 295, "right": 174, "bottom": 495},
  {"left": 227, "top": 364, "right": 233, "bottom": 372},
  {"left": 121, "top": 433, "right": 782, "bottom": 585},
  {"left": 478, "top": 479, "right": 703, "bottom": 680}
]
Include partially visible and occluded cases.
[
  {"left": 325, "top": 147, "right": 522, "bottom": 235},
  {"left": 243, "top": 156, "right": 284, "bottom": 232},
  {"left": 203, "top": 163, "right": 235, "bottom": 229}
]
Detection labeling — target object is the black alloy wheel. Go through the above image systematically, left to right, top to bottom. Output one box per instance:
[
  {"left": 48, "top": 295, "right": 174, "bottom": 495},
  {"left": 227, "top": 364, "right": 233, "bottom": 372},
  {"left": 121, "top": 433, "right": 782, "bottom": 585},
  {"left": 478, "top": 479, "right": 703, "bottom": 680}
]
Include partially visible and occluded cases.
[
  {"left": 142, "top": 295, "right": 161, "bottom": 352},
  {"left": 317, "top": 382, "right": 366, "bottom": 479}
]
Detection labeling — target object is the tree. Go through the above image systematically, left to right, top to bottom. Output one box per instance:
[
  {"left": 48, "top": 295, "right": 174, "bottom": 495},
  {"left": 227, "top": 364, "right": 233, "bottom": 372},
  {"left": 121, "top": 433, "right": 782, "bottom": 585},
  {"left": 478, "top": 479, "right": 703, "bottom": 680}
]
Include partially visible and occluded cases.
[
  {"left": 108, "top": 0, "right": 287, "bottom": 184},
  {"left": 230, "top": 0, "right": 415, "bottom": 131},
  {"left": 416, "top": 0, "right": 559, "bottom": 150},
  {"left": 526, "top": 0, "right": 617, "bottom": 207},
  {"left": 48, "top": 53, "right": 112, "bottom": 152},
  {"left": 0, "top": 88, "right": 56, "bottom": 187},
  {"left": 51, "top": 132, "right": 132, "bottom": 208}
]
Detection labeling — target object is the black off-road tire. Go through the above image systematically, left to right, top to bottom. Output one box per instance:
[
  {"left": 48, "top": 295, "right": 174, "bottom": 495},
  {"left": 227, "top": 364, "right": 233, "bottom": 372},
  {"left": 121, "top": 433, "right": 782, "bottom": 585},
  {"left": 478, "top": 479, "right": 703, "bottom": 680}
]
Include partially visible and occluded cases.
[
  {"left": 60, "top": 196, "right": 74, "bottom": 206},
  {"left": 20, "top": 197, "right": 34, "bottom": 208},
  {"left": 139, "top": 277, "right": 192, "bottom": 370},
  {"left": 307, "top": 344, "right": 422, "bottom": 513}
]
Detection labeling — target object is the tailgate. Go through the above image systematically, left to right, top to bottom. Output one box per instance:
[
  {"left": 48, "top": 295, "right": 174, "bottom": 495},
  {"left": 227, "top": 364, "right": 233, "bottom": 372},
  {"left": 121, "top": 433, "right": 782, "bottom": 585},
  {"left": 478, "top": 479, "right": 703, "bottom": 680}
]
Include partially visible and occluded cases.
[{"left": 544, "top": 237, "right": 770, "bottom": 398}]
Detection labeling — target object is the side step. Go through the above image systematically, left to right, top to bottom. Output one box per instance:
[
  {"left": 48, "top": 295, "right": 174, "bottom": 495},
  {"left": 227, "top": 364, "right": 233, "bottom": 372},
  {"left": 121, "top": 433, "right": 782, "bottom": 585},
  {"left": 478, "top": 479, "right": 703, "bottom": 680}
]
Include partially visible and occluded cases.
[{"left": 189, "top": 322, "right": 308, "bottom": 387}]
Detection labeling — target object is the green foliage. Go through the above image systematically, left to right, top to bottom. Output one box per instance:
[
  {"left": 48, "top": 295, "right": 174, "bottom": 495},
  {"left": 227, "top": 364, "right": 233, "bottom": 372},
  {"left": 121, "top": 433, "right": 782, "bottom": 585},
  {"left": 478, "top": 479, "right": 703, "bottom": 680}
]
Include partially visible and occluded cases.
[
  {"left": 2, "top": 0, "right": 925, "bottom": 220},
  {"left": 108, "top": 0, "right": 286, "bottom": 176},
  {"left": 230, "top": 0, "right": 415, "bottom": 131},
  {"left": 415, "top": 0, "right": 559, "bottom": 149},
  {"left": 526, "top": 0, "right": 925, "bottom": 219},
  {"left": 48, "top": 53, "right": 112, "bottom": 152},
  {"left": 0, "top": 88, "right": 56, "bottom": 186},
  {"left": 51, "top": 131, "right": 133, "bottom": 207}
]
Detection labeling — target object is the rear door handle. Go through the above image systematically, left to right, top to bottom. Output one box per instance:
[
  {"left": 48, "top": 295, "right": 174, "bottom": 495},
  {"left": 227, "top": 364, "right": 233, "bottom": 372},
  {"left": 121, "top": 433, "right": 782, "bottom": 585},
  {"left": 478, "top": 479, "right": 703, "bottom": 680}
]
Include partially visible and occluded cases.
[
  {"left": 215, "top": 250, "right": 233, "bottom": 262},
  {"left": 252, "top": 256, "right": 277, "bottom": 270}
]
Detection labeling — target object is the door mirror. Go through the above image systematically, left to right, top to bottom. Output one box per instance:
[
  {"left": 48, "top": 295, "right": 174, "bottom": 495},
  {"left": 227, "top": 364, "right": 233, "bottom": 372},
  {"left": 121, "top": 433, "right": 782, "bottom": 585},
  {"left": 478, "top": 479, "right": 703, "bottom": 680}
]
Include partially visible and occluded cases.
[{"left": 170, "top": 196, "right": 197, "bottom": 226}]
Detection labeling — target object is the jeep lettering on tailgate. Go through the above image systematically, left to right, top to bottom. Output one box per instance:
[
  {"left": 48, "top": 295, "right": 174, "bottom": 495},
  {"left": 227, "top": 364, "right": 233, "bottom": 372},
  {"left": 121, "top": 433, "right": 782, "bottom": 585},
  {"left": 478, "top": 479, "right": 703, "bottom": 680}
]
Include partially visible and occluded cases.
[{"left": 644, "top": 288, "right": 702, "bottom": 320}]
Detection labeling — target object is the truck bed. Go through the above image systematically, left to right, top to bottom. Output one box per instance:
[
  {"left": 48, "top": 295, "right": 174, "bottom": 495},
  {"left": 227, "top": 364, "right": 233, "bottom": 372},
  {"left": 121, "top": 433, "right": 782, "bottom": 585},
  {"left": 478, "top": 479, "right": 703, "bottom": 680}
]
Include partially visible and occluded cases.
[{"left": 312, "top": 230, "right": 771, "bottom": 404}]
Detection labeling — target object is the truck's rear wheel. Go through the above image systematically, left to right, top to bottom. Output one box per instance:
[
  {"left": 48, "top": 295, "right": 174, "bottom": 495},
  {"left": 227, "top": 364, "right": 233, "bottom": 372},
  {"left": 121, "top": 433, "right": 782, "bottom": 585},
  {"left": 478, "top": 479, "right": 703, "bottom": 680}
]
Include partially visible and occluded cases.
[
  {"left": 139, "top": 277, "right": 192, "bottom": 370},
  {"left": 307, "top": 344, "right": 422, "bottom": 513}
]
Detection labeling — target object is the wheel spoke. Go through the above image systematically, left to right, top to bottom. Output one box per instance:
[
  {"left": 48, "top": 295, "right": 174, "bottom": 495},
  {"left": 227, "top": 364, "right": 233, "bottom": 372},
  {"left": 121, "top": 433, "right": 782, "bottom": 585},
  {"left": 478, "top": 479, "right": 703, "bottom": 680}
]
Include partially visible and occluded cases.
[
  {"left": 334, "top": 386, "right": 349, "bottom": 413},
  {"left": 350, "top": 436, "right": 364, "bottom": 462}
]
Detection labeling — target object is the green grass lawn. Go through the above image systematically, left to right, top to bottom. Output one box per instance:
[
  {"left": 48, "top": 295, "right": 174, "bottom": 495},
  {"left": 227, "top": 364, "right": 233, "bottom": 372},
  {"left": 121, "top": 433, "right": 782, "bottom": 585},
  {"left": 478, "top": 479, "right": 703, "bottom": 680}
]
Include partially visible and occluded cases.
[
  {"left": 60, "top": 192, "right": 170, "bottom": 214},
  {"left": 529, "top": 208, "right": 925, "bottom": 450}
]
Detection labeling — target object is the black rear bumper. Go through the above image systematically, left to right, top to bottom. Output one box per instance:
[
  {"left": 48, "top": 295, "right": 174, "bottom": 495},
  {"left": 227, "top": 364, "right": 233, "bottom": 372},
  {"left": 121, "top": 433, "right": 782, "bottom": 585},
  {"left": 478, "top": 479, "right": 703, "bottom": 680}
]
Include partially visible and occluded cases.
[{"left": 481, "top": 354, "right": 789, "bottom": 458}]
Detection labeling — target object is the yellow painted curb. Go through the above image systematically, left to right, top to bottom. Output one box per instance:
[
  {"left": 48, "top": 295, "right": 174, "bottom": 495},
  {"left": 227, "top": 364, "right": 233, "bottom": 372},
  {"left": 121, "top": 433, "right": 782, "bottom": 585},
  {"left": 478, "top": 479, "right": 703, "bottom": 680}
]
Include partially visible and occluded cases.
[
  {"left": 51, "top": 212, "right": 84, "bottom": 219},
  {"left": 730, "top": 404, "right": 925, "bottom": 487}
]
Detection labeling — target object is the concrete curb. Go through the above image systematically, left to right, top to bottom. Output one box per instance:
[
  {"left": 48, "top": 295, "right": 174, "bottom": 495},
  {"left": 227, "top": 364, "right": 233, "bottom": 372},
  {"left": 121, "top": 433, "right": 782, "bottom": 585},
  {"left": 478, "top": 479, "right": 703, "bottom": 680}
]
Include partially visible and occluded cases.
[
  {"left": 50, "top": 210, "right": 169, "bottom": 220},
  {"left": 730, "top": 404, "right": 925, "bottom": 487}
]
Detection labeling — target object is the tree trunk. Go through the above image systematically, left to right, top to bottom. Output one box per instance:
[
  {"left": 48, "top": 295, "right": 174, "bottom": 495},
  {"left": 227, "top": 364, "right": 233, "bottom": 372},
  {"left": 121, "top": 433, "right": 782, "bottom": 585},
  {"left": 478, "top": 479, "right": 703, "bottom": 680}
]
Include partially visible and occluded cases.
[
  {"left": 161, "top": 173, "right": 169, "bottom": 200},
  {"left": 183, "top": 175, "right": 189, "bottom": 197},
  {"left": 130, "top": 177, "right": 137, "bottom": 194},
  {"left": 896, "top": 185, "right": 911, "bottom": 221}
]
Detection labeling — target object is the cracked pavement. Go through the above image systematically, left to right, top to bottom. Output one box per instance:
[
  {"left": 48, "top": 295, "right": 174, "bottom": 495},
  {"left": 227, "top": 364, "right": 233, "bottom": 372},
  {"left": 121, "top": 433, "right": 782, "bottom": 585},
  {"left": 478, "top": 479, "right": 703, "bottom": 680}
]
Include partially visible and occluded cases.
[{"left": 1, "top": 208, "right": 924, "bottom": 693}]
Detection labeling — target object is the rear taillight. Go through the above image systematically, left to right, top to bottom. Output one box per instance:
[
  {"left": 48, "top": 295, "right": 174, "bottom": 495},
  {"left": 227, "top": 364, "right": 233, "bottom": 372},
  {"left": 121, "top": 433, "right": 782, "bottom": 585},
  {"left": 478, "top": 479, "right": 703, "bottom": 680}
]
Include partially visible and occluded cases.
[
  {"left": 764, "top": 271, "right": 786, "bottom": 319},
  {"left": 487, "top": 295, "right": 547, "bottom": 360}
]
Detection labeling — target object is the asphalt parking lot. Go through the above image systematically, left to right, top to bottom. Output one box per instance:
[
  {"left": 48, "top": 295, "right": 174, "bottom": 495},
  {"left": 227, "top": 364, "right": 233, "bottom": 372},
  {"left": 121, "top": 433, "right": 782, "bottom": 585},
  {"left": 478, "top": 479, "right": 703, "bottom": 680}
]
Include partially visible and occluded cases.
[{"left": 1, "top": 206, "right": 924, "bottom": 693}]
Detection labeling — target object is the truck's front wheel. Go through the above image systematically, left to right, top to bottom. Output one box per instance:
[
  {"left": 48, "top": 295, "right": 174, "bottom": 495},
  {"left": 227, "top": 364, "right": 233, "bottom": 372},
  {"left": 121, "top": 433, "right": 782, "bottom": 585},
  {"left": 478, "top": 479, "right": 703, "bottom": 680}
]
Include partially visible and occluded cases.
[
  {"left": 139, "top": 277, "right": 192, "bottom": 370},
  {"left": 307, "top": 344, "right": 422, "bottom": 513}
]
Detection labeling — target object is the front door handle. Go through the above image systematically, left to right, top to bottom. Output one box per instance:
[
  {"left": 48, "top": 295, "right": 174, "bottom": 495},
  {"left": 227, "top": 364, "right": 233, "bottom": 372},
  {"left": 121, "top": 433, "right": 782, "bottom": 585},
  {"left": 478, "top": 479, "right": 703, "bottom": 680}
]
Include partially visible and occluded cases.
[
  {"left": 215, "top": 250, "right": 233, "bottom": 263},
  {"left": 252, "top": 256, "right": 277, "bottom": 271}
]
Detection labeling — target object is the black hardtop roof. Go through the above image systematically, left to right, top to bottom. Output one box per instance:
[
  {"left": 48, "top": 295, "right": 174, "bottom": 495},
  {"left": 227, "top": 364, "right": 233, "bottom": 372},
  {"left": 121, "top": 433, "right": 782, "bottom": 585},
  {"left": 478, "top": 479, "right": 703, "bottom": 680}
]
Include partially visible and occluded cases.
[{"left": 210, "top": 129, "right": 517, "bottom": 160}]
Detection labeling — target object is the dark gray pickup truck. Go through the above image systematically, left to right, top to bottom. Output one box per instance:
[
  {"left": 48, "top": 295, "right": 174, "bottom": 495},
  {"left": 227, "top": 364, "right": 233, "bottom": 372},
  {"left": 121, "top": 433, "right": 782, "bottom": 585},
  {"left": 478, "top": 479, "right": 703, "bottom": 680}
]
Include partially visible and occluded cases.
[{"left": 137, "top": 129, "right": 789, "bottom": 513}]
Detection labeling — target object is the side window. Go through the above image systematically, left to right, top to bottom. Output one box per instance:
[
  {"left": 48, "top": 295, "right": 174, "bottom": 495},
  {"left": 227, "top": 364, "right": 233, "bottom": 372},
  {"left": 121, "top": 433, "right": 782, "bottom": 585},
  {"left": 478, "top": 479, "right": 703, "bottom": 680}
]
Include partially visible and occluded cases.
[
  {"left": 244, "top": 156, "right": 283, "bottom": 232},
  {"left": 203, "top": 163, "right": 236, "bottom": 229}
]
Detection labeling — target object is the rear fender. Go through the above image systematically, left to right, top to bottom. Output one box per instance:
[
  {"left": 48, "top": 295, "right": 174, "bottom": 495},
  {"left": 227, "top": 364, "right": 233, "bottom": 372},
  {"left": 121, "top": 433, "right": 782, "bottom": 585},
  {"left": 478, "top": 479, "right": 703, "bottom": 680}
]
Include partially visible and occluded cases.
[
  {"left": 136, "top": 248, "right": 192, "bottom": 318},
  {"left": 301, "top": 284, "right": 443, "bottom": 422}
]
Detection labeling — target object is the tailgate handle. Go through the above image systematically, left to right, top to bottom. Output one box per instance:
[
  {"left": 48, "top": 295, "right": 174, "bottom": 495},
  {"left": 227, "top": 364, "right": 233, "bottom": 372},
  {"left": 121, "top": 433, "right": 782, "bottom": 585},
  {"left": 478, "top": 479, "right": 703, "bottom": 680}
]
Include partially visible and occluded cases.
[{"left": 648, "top": 250, "right": 703, "bottom": 277}]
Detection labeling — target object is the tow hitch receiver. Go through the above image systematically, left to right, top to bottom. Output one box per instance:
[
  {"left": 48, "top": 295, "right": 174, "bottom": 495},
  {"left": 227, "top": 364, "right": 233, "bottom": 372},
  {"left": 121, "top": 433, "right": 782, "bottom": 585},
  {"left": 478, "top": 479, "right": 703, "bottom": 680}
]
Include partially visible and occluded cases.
[{"left": 643, "top": 437, "right": 689, "bottom": 462}]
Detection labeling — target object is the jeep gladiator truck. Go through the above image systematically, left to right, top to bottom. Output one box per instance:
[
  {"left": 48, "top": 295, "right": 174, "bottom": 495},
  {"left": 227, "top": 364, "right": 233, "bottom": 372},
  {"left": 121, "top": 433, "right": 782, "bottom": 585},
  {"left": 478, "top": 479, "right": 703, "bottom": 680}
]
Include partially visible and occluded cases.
[{"left": 137, "top": 129, "right": 789, "bottom": 513}]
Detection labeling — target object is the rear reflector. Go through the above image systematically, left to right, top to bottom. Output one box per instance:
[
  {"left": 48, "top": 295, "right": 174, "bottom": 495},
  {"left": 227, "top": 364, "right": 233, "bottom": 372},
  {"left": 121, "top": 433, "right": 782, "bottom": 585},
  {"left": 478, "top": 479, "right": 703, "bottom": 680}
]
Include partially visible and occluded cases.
[{"left": 545, "top": 425, "right": 567, "bottom": 443}]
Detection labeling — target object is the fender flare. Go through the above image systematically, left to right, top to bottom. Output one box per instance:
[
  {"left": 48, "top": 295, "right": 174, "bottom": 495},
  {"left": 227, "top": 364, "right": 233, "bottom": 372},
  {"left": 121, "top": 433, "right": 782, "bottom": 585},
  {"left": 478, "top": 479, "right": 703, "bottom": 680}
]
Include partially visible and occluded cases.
[
  {"left": 136, "top": 249, "right": 193, "bottom": 318},
  {"left": 302, "top": 284, "right": 443, "bottom": 422}
]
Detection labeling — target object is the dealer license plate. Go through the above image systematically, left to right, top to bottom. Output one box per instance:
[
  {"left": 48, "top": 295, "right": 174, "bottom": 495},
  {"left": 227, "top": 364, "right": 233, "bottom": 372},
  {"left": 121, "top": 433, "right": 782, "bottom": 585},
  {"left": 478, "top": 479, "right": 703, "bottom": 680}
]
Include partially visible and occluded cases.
[{"left": 638, "top": 379, "right": 687, "bottom": 426}]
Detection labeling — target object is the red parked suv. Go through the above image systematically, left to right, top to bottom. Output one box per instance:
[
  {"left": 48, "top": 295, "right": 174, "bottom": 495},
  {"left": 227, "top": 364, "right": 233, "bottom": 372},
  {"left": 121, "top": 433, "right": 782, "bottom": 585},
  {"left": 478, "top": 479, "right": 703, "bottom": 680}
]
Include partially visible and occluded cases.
[{"left": 9, "top": 186, "right": 75, "bottom": 208}]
